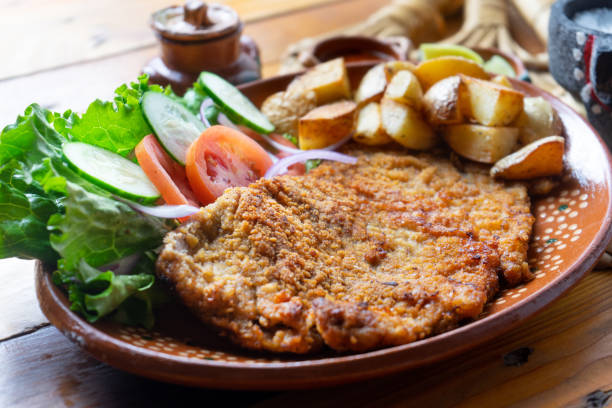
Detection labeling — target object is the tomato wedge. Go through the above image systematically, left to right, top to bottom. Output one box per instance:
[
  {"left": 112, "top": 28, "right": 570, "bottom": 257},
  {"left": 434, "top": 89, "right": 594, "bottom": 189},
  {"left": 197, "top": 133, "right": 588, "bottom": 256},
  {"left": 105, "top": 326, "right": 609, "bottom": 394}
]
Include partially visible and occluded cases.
[
  {"left": 186, "top": 125, "right": 273, "bottom": 204},
  {"left": 135, "top": 134, "right": 199, "bottom": 207}
]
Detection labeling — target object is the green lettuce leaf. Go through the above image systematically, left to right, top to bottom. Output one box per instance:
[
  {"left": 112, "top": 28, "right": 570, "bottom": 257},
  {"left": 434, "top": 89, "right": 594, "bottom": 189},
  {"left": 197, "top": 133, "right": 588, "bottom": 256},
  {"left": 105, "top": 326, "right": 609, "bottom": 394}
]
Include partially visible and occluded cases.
[
  {"left": 67, "top": 75, "right": 163, "bottom": 157},
  {"left": 0, "top": 76, "right": 194, "bottom": 326},
  {"left": 0, "top": 104, "right": 69, "bottom": 262},
  {"left": 0, "top": 104, "right": 68, "bottom": 181},
  {"left": 0, "top": 162, "right": 62, "bottom": 262},
  {"left": 47, "top": 179, "right": 170, "bottom": 328},
  {"left": 48, "top": 181, "right": 170, "bottom": 271},
  {"left": 110, "top": 251, "right": 169, "bottom": 328},
  {"left": 53, "top": 259, "right": 164, "bottom": 327}
]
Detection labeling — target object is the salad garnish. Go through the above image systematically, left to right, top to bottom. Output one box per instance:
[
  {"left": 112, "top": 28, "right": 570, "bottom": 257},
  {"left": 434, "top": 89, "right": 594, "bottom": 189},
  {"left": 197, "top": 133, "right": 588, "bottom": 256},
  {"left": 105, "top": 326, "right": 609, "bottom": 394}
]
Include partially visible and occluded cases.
[{"left": 0, "top": 71, "right": 355, "bottom": 328}]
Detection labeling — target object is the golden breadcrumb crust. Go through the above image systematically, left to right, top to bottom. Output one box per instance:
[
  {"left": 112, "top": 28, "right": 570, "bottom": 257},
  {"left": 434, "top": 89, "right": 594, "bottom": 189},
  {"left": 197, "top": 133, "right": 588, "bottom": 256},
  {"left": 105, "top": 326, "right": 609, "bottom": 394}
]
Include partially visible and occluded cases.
[{"left": 157, "top": 148, "right": 534, "bottom": 353}]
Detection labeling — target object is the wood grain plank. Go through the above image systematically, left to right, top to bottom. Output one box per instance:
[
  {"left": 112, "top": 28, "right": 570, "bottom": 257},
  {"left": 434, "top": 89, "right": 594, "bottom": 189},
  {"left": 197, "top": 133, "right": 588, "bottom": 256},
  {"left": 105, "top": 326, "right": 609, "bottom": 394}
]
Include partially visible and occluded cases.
[
  {"left": 0, "top": 0, "right": 358, "bottom": 80},
  {"left": 0, "top": 0, "right": 382, "bottom": 125},
  {"left": 243, "top": 0, "right": 386, "bottom": 66},
  {"left": 0, "top": 47, "right": 158, "bottom": 126},
  {"left": 0, "top": 259, "right": 47, "bottom": 341},
  {"left": 0, "top": 271, "right": 610, "bottom": 407},
  {"left": 254, "top": 271, "right": 612, "bottom": 408},
  {"left": 0, "top": 326, "right": 272, "bottom": 408}
]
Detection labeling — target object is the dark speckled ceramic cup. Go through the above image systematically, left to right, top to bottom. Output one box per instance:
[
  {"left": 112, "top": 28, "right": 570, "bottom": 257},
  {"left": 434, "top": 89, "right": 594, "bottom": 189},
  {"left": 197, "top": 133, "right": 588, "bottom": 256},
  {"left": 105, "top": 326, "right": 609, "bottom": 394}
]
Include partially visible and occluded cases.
[{"left": 549, "top": 0, "right": 612, "bottom": 146}]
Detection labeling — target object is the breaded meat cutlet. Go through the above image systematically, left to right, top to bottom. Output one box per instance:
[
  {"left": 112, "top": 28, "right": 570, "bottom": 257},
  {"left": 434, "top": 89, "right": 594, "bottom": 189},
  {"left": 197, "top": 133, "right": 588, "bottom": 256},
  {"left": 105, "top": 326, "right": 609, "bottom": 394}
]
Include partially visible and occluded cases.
[{"left": 157, "top": 148, "right": 534, "bottom": 353}]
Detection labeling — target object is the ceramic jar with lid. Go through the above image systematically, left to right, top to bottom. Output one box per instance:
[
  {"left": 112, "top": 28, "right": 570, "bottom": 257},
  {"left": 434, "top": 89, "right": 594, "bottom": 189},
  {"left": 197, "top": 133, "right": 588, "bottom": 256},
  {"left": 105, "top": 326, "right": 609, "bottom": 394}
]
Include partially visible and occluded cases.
[{"left": 144, "top": 1, "right": 261, "bottom": 95}]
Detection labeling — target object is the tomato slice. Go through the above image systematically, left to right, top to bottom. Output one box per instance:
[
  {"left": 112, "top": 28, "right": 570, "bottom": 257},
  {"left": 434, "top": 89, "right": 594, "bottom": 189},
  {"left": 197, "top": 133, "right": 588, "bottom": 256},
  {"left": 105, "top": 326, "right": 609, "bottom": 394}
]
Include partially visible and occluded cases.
[
  {"left": 186, "top": 125, "right": 274, "bottom": 204},
  {"left": 237, "top": 125, "right": 305, "bottom": 175},
  {"left": 238, "top": 125, "right": 298, "bottom": 151},
  {"left": 135, "top": 134, "right": 199, "bottom": 207}
]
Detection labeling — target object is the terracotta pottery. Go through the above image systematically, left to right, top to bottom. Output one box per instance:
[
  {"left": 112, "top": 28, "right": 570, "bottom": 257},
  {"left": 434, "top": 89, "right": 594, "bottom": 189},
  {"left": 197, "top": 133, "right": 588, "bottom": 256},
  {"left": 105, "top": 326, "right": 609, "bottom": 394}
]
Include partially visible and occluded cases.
[
  {"left": 549, "top": 0, "right": 612, "bottom": 146},
  {"left": 143, "top": 1, "right": 261, "bottom": 95},
  {"left": 303, "top": 35, "right": 411, "bottom": 67},
  {"left": 36, "top": 62, "right": 612, "bottom": 390}
]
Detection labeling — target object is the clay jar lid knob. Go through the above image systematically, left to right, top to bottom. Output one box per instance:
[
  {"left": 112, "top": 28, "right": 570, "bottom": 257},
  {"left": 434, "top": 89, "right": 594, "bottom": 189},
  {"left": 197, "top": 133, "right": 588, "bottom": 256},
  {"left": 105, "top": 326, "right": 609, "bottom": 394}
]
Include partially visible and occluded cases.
[
  {"left": 184, "top": 1, "right": 213, "bottom": 28},
  {"left": 151, "top": 2, "right": 240, "bottom": 42}
]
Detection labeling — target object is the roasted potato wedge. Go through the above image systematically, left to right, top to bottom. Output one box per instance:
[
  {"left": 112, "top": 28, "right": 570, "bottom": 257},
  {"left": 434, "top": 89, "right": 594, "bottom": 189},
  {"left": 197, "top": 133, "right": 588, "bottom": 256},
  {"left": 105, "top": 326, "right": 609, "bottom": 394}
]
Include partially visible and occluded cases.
[
  {"left": 413, "top": 56, "right": 488, "bottom": 90},
  {"left": 288, "top": 57, "right": 351, "bottom": 105},
  {"left": 383, "top": 60, "right": 417, "bottom": 82},
  {"left": 355, "top": 63, "right": 387, "bottom": 106},
  {"left": 383, "top": 70, "right": 423, "bottom": 108},
  {"left": 423, "top": 75, "right": 469, "bottom": 125},
  {"left": 461, "top": 75, "right": 524, "bottom": 126},
  {"left": 491, "top": 75, "right": 513, "bottom": 89},
  {"left": 261, "top": 90, "right": 317, "bottom": 136},
  {"left": 514, "top": 97, "right": 564, "bottom": 145},
  {"left": 380, "top": 98, "right": 437, "bottom": 150},
  {"left": 298, "top": 100, "right": 357, "bottom": 150},
  {"left": 353, "top": 102, "right": 392, "bottom": 145},
  {"left": 442, "top": 124, "right": 519, "bottom": 163},
  {"left": 490, "top": 136, "right": 564, "bottom": 179}
]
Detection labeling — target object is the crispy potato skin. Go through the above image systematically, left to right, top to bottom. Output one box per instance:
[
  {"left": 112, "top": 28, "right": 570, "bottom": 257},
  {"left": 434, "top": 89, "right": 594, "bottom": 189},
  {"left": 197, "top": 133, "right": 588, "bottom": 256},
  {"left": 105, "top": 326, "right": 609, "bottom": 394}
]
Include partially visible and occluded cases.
[
  {"left": 414, "top": 56, "right": 488, "bottom": 90},
  {"left": 289, "top": 57, "right": 351, "bottom": 105},
  {"left": 262, "top": 58, "right": 352, "bottom": 138},
  {"left": 383, "top": 60, "right": 417, "bottom": 82},
  {"left": 355, "top": 63, "right": 387, "bottom": 106},
  {"left": 383, "top": 70, "right": 424, "bottom": 109},
  {"left": 423, "top": 75, "right": 469, "bottom": 125},
  {"left": 461, "top": 75, "right": 524, "bottom": 126},
  {"left": 491, "top": 75, "right": 513, "bottom": 89},
  {"left": 261, "top": 90, "right": 317, "bottom": 136},
  {"left": 515, "top": 97, "right": 565, "bottom": 145},
  {"left": 381, "top": 98, "right": 437, "bottom": 150},
  {"left": 298, "top": 100, "right": 357, "bottom": 150},
  {"left": 353, "top": 102, "right": 392, "bottom": 146},
  {"left": 442, "top": 124, "right": 519, "bottom": 164},
  {"left": 491, "top": 136, "right": 565, "bottom": 179},
  {"left": 157, "top": 147, "right": 533, "bottom": 353}
]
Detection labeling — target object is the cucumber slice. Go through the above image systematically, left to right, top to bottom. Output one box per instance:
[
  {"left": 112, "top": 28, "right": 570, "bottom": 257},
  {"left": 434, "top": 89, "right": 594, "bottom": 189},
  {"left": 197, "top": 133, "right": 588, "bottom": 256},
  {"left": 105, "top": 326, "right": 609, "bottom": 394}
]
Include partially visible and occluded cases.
[
  {"left": 419, "top": 43, "right": 484, "bottom": 65},
  {"left": 483, "top": 55, "right": 516, "bottom": 78},
  {"left": 198, "top": 71, "right": 275, "bottom": 134},
  {"left": 141, "top": 91, "right": 205, "bottom": 165},
  {"left": 62, "top": 142, "right": 161, "bottom": 204}
]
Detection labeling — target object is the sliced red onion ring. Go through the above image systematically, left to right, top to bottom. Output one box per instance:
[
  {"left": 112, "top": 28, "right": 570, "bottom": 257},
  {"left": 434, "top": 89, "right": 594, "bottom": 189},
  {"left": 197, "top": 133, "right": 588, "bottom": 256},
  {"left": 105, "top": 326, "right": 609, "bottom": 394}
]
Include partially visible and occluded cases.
[
  {"left": 199, "top": 98, "right": 213, "bottom": 128},
  {"left": 200, "top": 98, "right": 238, "bottom": 129},
  {"left": 259, "top": 132, "right": 353, "bottom": 154},
  {"left": 259, "top": 133, "right": 302, "bottom": 154},
  {"left": 264, "top": 150, "right": 357, "bottom": 179},
  {"left": 268, "top": 152, "right": 279, "bottom": 163},
  {"left": 120, "top": 199, "right": 200, "bottom": 219},
  {"left": 101, "top": 253, "right": 141, "bottom": 275}
]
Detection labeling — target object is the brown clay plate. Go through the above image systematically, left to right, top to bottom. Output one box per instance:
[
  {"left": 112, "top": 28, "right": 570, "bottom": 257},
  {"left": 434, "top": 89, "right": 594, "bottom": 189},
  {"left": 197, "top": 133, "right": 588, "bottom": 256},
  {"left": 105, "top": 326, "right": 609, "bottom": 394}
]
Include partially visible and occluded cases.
[{"left": 36, "top": 62, "right": 612, "bottom": 390}]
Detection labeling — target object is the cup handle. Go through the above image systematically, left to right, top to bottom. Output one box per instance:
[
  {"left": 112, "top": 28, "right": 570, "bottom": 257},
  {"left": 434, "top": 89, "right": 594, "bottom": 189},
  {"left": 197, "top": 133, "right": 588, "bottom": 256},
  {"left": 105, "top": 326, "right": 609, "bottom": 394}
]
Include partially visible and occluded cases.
[{"left": 590, "top": 36, "right": 612, "bottom": 107}]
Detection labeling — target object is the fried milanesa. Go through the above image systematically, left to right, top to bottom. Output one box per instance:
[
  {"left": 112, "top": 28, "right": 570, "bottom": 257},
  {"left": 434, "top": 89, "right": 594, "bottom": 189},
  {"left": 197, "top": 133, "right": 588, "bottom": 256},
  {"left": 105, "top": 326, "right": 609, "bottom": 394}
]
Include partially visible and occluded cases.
[{"left": 157, "top": 148, "right": 534, "bottom": 353}]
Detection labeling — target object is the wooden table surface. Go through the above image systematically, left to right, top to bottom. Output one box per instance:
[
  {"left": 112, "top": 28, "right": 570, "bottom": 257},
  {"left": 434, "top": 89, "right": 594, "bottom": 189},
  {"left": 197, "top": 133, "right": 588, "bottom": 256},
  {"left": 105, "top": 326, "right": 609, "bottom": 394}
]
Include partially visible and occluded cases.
[{"left": 1, "top": 1, "right": 611, "bottom": 407}]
